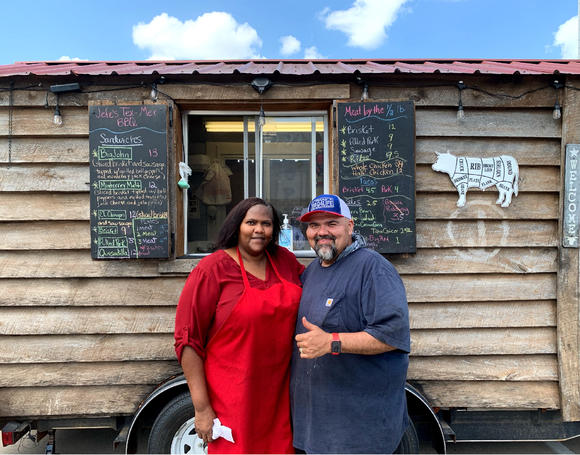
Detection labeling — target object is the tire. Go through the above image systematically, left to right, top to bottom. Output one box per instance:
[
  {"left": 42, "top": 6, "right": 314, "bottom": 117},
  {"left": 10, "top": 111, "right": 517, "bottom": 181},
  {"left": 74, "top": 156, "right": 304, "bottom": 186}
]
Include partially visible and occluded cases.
[
  {"left": 147, "top": 392, "right": 206, "bottom": 454},
  {"left": 394, "top": 419, "right": 420, "bottom": 454}
]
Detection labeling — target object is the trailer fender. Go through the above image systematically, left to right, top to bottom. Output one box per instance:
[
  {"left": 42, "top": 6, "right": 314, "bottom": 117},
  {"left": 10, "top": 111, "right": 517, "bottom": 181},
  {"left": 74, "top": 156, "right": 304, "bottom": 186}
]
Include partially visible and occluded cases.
[{"left": 406, "top": 382, "right": 446, "bottom": 454}]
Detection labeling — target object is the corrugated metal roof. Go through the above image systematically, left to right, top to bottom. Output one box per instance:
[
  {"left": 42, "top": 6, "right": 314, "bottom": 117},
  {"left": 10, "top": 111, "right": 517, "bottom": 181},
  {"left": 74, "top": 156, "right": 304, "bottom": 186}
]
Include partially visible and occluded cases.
[{"left": 2, "top": 59, "right": 580, "bottom": 78}]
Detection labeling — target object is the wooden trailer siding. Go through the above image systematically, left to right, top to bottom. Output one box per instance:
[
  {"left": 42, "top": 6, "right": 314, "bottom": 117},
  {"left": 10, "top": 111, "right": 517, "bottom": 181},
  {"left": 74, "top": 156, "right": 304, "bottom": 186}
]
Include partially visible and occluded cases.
[{"left": 0, "top": 76, "right": 572, "bottom": 419}]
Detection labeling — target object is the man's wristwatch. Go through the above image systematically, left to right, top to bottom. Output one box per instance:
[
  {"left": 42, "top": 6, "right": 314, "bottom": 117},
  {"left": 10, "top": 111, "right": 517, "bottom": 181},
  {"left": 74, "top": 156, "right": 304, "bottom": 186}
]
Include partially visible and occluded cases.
[{"left": 331, "top": 333, "right": 341, "bottom": 355}]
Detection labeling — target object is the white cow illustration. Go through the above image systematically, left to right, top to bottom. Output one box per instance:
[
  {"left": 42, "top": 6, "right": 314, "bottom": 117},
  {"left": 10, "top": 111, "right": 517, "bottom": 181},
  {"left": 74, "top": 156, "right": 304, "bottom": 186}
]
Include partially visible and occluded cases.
[{"left": 432, "top": 152, "right": 519, "bottom": 207}]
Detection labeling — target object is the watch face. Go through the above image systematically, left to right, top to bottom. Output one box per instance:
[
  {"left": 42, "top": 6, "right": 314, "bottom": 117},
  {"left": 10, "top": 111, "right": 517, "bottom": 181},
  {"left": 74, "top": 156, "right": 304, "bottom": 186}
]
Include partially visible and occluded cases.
[{"left": 331, "top": 340, "right": 341, "bottom": 354}]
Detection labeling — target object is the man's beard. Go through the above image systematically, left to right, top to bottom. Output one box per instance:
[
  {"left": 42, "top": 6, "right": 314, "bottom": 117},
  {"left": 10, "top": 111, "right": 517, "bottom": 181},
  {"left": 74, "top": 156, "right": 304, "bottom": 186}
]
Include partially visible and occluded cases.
[{"left": 314, "top": 236, "right": 338, "bottom": 262}]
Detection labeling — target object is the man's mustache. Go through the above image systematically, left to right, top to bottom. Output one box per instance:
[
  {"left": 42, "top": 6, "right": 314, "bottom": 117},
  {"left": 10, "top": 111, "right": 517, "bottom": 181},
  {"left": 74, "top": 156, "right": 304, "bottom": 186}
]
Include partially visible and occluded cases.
[{"left": 314, "top": 234, "right": 336, "bottom": 242}]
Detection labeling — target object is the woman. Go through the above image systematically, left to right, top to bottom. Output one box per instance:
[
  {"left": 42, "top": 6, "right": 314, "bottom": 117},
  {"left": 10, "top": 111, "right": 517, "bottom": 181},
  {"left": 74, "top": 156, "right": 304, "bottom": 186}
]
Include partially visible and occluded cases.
[{"left": 174, "top": 198, "right": 304, "bottom": 454}]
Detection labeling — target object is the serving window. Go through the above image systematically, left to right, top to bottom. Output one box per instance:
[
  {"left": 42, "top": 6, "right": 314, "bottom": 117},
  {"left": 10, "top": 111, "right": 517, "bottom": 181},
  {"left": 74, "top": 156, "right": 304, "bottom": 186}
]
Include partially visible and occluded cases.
[{"left": 182, "top": 111, "right": 329, "bottom": 256}]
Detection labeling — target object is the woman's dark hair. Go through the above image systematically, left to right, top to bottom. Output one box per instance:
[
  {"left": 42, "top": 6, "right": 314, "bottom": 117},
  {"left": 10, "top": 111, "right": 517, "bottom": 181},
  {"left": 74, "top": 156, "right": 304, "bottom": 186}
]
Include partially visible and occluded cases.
[{"left": 217, "top": 197, "right": 281, "bottom": 254}]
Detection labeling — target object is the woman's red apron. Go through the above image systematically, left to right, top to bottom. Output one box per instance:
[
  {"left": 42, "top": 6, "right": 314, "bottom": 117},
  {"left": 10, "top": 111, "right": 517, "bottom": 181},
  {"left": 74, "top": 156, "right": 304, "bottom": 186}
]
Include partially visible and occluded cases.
[{"left": 204, "top": 248, "right": 302, "bottom": 454}]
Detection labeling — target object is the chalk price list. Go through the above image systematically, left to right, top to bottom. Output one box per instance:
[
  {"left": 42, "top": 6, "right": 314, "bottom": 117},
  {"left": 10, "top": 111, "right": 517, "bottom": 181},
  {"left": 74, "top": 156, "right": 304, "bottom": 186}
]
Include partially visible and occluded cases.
[
  {"left": 338, "top": 101, "right": 416, "bottom": 253},
  {"left": 89, "top": 105, "right": 169, "bottom": 259}
]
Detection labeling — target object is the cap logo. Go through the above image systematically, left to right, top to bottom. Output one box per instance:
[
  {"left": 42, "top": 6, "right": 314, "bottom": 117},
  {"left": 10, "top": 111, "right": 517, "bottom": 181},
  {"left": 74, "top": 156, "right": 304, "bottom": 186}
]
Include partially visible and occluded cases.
[{"left": 310, "top": 196, "right": 337, "bottom": 211}]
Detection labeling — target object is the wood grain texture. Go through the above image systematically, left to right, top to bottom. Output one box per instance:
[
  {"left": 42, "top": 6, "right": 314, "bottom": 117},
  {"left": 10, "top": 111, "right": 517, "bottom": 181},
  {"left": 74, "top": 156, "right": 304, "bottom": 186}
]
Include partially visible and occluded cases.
[
  {"left": 0, "top": 107, "right": 88, "bottom": 136},
  {"left": 0, "top": 137, "right": 88, "bottom": 163},
  {"left": 0, "top": 193, "right": 88, "bottom": 221},
  {"left": 0, "top": 221, "right": 90, "bottom": 249},
  {"left": 0, "top": 278, "right": 185, "bottom": 306},
  {"left": 409, "top": 301, "right": 556, "bottom": 329},
  {"left": 411, "top": 328, "right": 556, "bottom": 356},
  {"left": 0, "top": 334, "right": 175, "bottom": 363},
  {"left": 408, "top": 355, "right": 558, "bottom": 381},
  {"left": 0, "top": 361, "right": 181, "bottom": 387},
  {"left": 413, "top": 380, "right": 560, "bottom": 409}
]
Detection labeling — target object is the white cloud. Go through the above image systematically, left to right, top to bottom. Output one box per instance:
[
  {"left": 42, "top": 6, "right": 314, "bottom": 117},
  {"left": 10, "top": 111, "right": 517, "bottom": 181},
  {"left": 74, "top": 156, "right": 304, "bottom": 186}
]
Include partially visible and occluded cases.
[
  {"left": 321, "top": 0, "right": 408, "bottom": 49},
  {"left": 132, "top": 12, "right": 263, "bottom": 60},
  {"left": 553, "top": 16, "right": 578, "bottom": 58},
  {"left": 280, "top": 35, "right": 301, "bottom": 56},
  {"left": 304, "top": 46, "right": 326, "bottom": 59},
  {"left": 58, "top": 56, "right": 88, "bottom": 61}
]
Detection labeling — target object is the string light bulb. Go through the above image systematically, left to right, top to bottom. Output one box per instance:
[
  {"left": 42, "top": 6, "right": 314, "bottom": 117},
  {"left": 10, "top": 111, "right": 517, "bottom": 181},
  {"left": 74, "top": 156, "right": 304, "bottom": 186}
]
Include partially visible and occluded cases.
[
  {"left": 552, "top": 80, "right": 563, "bottom": 120},
  {"left": 457, "top": 81, "right": 466, "bottom": 120},
  {"left": 150, "top": 83, "right": 158, "bottom": 102},
  {"left": 361, "top": 83, "right": 369, "bottom": 101},
  {"left": 553, "top": 100, "right": 562, "bottom": 120},
  {"left": 53, "top": 103, "right": 63, "bottom": 126}
]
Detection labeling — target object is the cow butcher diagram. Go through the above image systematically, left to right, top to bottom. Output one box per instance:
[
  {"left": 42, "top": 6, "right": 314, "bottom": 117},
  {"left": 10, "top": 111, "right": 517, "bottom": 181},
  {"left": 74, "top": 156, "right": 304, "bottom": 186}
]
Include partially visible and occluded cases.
[{"left": 432, "top": 152, "right": 519, "bottom": 208}]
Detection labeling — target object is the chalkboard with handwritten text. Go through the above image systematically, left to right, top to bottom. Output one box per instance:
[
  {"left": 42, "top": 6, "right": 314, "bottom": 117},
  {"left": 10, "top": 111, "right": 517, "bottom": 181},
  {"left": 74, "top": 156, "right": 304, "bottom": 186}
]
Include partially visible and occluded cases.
[
  {"left": 337, "top": 101, "right": 416, "bottom": 253},
  {"left": 89, "top": 104, "right": 169, "bottom": 259}
]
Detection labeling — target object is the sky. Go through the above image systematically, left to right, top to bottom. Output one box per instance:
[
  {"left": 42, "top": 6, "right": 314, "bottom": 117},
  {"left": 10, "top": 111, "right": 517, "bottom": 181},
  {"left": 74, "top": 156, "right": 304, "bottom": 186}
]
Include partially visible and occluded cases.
[{"left": 0, "top": 0, "right": 578, "bottom": 65}]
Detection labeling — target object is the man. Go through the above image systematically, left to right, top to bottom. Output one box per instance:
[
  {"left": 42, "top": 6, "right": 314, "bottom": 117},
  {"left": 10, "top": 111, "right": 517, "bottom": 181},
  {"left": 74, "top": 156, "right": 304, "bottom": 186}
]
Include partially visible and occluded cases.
[{"left": 290, "top": 194, "right": 411, "bottom": 454}]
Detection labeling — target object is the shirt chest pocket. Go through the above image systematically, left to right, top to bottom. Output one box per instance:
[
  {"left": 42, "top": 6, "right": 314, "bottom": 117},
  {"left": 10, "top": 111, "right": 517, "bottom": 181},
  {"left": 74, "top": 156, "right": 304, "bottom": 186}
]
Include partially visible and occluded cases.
[{"left": 320, "top": 292, "right": 346, "bottom": 331}]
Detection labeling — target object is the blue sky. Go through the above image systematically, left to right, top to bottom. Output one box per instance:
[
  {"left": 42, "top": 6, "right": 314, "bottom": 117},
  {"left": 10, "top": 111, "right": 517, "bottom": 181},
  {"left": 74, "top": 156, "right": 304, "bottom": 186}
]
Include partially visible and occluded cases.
[{"left": 0, "top": 0, "right": 578, "bottom": 65}]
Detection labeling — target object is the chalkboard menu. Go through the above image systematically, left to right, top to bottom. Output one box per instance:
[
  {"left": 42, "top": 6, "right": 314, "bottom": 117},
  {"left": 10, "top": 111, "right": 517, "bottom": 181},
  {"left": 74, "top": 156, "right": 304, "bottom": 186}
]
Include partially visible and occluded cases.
[
  {"left": 337, "top": 101, "right": 416, "bottom": 253},
  {"left": 89, "top": 104, "right": 170, "bottom": 259}
]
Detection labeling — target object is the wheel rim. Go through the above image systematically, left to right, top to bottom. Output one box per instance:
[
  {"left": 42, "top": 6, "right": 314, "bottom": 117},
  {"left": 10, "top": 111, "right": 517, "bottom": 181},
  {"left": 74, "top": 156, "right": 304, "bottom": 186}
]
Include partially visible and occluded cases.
[{"left": 170, "top": 417, "right": 207, "bottom": 454}]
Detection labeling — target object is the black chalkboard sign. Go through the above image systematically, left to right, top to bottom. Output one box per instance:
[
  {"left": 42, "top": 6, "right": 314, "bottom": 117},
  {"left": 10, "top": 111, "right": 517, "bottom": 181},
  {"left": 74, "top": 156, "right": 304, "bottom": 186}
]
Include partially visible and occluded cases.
[
  {"left": 337, "top": 101, "right": 416, "bottom": 253},
  {"left": 89, "top": 104, "right": 169, "bottom": 259}
]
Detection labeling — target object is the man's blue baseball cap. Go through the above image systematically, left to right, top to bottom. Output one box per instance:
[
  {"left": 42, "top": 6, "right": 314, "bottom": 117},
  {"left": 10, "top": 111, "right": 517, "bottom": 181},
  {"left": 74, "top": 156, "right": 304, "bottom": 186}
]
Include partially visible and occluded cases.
[{"left": 298, "top": 194, "right": 352, "bottom": 222}]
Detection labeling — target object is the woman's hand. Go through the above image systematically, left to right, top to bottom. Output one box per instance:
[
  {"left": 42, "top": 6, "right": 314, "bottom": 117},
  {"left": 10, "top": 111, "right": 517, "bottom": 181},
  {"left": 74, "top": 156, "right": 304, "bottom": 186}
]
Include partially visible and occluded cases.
[{"left": 195, "top": 406, "right": 217, "bottom": 444}]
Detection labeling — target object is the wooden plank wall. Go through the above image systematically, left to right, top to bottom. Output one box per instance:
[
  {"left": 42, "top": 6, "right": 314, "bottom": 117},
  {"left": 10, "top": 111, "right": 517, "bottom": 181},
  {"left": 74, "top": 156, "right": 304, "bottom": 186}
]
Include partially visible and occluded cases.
[{"left": 0, "top": 77, "right": 573, "bottom": 419}]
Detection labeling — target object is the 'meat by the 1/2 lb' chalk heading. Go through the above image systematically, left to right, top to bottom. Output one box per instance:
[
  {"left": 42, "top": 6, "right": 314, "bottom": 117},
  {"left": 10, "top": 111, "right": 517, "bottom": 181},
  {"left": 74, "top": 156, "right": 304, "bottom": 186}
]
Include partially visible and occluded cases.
[{"left": 344, "top": 103, "right": 407, "bottom": 119}]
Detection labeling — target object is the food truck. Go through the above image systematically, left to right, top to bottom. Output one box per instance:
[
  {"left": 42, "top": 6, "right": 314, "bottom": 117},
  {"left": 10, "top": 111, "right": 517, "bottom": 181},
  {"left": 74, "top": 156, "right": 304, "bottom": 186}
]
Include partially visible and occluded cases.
[{"left": 1, "top": 58, "right": 580, "bottom": 453}]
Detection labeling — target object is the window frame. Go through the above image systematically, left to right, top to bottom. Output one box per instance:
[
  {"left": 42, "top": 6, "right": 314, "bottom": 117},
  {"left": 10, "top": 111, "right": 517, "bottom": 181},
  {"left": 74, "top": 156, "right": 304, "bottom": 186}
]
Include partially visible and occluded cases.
[{"left": 181, "top": 109, "right": 330, "bottom": 257}]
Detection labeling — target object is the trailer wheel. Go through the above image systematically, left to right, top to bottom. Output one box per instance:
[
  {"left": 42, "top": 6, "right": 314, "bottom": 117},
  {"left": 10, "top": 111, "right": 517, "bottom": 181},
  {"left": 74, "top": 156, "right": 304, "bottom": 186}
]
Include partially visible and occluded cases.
[
  {"left": 147, "top": 392, "right": 206, "bottom": 454},
  {"left": 395, "top": 419, "right": 420, "bottom": 454}
]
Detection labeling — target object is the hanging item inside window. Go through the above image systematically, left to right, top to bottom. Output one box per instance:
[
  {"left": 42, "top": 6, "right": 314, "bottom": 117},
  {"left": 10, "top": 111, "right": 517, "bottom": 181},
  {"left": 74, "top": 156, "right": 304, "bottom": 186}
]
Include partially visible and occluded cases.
[
  {"left": 432, "top": 152, "right": 519, "bottom": 208},
  {"left": 195, "top": 161, "right": 233, "bottom": 206}
]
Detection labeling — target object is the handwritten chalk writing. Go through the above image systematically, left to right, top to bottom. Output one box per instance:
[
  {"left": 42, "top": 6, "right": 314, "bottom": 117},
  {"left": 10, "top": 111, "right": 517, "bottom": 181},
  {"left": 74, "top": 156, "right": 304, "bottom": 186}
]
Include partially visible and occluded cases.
[
  {"left": 338, "top": 101, "right": 415, "bottom": 253},
  {"left": 90, "top": 104, "right": 169, "bottom": 259},
  {"left": 100, "top": 133, "right": 143, "bottom": 145},
  {"left": 98, "top": 147, "right": 133, "bottom": 160},
  {"left": 98, "top": 180, "right": 142, "bottom": 191},
  {"left": 98, "top": 209, "right": 127, "bottom": 220},
  {"left": 98, "top": 237, "right": 128, "bottom": 248},
  {"left": 97, "top": 247, "right": 129, "bottom": 258}
]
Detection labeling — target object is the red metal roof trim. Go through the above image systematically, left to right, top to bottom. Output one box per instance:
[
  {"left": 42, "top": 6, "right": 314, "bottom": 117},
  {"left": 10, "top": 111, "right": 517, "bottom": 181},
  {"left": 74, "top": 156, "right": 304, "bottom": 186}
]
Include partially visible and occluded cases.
[{"left": 1, "top": 59, "right": 580, "bottom": 78}]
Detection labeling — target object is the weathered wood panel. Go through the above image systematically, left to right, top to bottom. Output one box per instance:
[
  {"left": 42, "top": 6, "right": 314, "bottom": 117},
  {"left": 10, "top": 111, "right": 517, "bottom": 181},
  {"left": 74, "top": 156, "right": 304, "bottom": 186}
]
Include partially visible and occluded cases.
[
  {"left": 370, "top": 82, "right": 557, "bottom": 108},
  {"left": 558, "top": 83, "right": 580, "bottom": 421},
  {"left": 0, "top": 107, "right": 88, "bottom": 136},
  {"left": 0, "top": 107, "right": 560, "bottom": 139},
  {"left": 416, "top": 109, "right": 560, "bottom": 138},
  {"left": 0, "top": 137, "right": 88, "bottom": 163},
  {"left": 416, "top": 137, "right": 561, "bottom": 165},
  {"left": 2, "top": 163, "right": 556, "bottom": 192},
  {"left": 0, "top": 164, "right": 89, "bottom": 191},
  {"left": 417, "top": 165, "right": 559, "bottom": 193},
  {"left": 1, "top": 192, "right": 557, "bottom": 221},
  {"left": 0, "top": 193, "right": 88, "bottom": 221},
  {"left": 417, "top": 193, "right": 559, "bottom": 219},
  {"left": 417, "top": 220, "right": 558, "bottom": 248},
  {"left": 0, "top": 221, "right": 89, "bottom": 249},
  {"left": 0, "top": 247, "right": 557, "bottom": 278},
  {"left": 390, "top": 247, "right": 557, "bottom": 274},
  {"left": 0, "top": 251, "right": 166, "bottom": 278},
  {"left": 404, "top": 273, "right": 556, "bottom": 303},
  {"left": 0, "top": 278, "right": 185, "bottom": 306},
  {"left": 409, "top": 301, "right": 556, "bottom": 329},
  {"left": 2, "top": 302, "right": 553, "bottom": 335},
  {"left": 0, "top": 307, "right": 175, "bottom": 335},
  {"left": 411, "top": 328, "right": 556, "bottom": 356},
  {"left": 0, "top": 334, "right": 175, "bottom": 363},
  {"left": 408, "top": 355, "right": 558, "bottom": 382},
  {"left": 0, "top": 361, "right": 181, "bottom": 387},
  {"left": 414, "top": 381, "right": 560, "bottom": 409},
  {"left": 0, "top": 385, "right": 152, "bottom": 417}
]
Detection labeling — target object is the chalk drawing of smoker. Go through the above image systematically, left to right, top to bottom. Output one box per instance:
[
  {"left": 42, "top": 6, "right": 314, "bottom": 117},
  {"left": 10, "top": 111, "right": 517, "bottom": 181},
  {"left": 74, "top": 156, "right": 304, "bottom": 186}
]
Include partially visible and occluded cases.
[{"left": 432, "top": 152, "right": 519, "bottom": 208}]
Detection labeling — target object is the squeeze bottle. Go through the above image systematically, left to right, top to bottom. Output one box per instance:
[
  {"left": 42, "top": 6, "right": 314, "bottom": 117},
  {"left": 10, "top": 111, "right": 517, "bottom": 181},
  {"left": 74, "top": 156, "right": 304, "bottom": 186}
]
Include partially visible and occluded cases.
[{"left": 279, "top": 214, "right": 293, "bottom": 251}]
